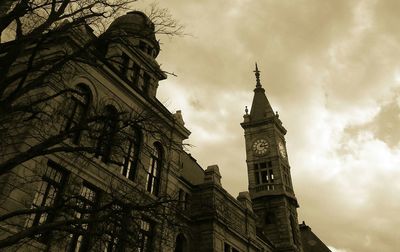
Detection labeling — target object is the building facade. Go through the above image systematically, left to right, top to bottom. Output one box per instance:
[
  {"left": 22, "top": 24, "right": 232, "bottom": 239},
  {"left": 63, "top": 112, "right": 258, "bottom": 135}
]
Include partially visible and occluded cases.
[{"left": 0, "top": 11, "right": 330, "bottom": 252}]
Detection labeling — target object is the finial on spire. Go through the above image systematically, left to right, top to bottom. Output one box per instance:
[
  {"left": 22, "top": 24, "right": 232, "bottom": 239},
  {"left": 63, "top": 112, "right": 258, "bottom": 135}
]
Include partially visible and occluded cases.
[
  {"left": 254, "top": 62, "right": 262, "bottom": 88},
  {"left": 245, "top": 106, "right": 249, "bottom": 115}
]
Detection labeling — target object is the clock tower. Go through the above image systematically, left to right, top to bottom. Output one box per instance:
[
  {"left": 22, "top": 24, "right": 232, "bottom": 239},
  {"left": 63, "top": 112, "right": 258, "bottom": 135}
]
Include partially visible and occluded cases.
[{"left": 241, "top": 64, "right": 303, "bottom": 252}]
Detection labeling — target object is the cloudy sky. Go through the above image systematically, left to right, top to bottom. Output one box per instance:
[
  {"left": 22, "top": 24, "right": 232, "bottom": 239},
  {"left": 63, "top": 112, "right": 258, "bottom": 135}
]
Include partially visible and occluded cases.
[{"left": 138, "top": 1, "right": 400, "bottom": 251}]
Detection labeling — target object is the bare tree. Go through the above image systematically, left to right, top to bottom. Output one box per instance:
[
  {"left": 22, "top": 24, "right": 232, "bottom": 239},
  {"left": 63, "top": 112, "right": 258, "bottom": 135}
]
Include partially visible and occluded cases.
[
  {"left": 0, "top": 0, "right": 188, "bottom": 250},
  {"left": 0, "top": 0, "right": 184, "bottom": 175},
  {"left": 0, "top": 169, "right": 189, "bottom": 251}
]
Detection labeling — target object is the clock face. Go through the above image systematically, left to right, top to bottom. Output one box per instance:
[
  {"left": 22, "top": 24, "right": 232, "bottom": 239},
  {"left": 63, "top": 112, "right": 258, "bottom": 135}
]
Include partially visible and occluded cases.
[
  {"left": 252, "top": 138, "right": 269, "bottom": 156},
  {"left": 278, "top": 141, "right": 287, "bottom": 158}
]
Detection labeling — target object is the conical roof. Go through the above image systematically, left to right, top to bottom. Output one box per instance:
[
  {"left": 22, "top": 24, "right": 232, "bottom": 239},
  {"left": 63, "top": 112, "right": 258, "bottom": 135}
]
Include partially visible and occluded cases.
[{"left": 249, "top": 64, "right": 275, "bottom": 121}]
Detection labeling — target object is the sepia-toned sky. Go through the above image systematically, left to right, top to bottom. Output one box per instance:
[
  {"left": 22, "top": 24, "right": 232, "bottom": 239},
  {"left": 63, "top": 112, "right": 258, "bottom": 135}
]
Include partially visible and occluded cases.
[{"left": 139, "top": 1, "right": 400, "bottom": 251}]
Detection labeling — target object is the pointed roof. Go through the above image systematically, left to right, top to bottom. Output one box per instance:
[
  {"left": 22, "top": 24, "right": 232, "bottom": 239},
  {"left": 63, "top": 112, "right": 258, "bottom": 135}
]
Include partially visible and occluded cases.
[
  {"left": 249, "top": 63, "right": 275, "bottom": 121},
  {"left": 300, "top": 222, "right": 332, "bottom": 252}
]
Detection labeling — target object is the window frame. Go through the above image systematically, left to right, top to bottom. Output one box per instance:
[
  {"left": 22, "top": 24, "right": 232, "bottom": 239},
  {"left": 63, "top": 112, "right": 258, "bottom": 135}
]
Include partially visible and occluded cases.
[
  {"left": 120, "top": 52, "right": 130, "bottom": 77},
  {"left": 131, "top": 62, "right": 140, "bottom": 87},
  {"left": 143, "top": 73, "right": 151, "bottom": 95},
  {"left": 63, "top": 84, "right": 92, "bottom": 144},
  {"left": 96, "top": 105, "right": 118, "bottom": 163},
  {"left": 121, "top": 127, "right": 141, "bottom": 181},
  {"left": 145, "top": 142, "right": 162, "bottom": 195},
  {"left": 25, "top": 160, "right": 68, "bottom": 238},
  {"left": 254, "top": 161, "right": 274, "bottom": 185},
  {"left": 68, "top": 183, "right": 99, "bottom": 252},
  {"left": 178, "top": 189, "right": 189, "bottom": 211},
  {"left": 103, "top": 204, "right": 123, "bottom": 252},
  {"left": 137, "top": 219, "right": 154, "bottom": 252},
  {"left": 174, "top": 233, "right": 188, "bottom": 252},
  {"left": 224, "top": 242, "right": 240, "bottom": 252}
]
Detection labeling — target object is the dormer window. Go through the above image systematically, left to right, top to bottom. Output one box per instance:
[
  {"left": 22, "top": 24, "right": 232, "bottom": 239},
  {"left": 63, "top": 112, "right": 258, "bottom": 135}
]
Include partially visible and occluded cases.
[
  {"left": 138, "top": 40, "right": 154, "bottom": 57},
  {"left": 139, "top": 41, "right": 147, "bottom": 53},
  {"left": 147, "top": 46, "right": 153, "bottom": 55},
  {"left": 120, "top": 53, "right": 129, "bottom": 77},
  {"left": 132, "top": 63, "right": 140, "bottom": 86},
  {"left": 143, "top": 73, "right": 151, "bottom": 95}
]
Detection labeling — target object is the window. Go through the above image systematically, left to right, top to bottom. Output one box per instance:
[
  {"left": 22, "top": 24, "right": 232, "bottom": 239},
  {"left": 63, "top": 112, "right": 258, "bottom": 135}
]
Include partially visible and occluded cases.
[
  {"left": 138, "top": 41, "right": 154, "bottom": 57},
  {"left": 139, "top": 41, "right": 147, "bottom": 53},
  {"left": 146, "top": 46, "right": 153, "bottom": 55},
  {"left": 120, "top": 53, "right": 129, "bottom": 77},
  {"left": 132, "top": 63, "right": 140, "bottom": 87},
  {"left": 143, "top": 73, "right": 151, "bottom": 95},
  {"left": 64, "top": 84, "right": 91, "bottom": 144},
  {"left": 96, "top": 105, "right": 118, "bottom": 163},
  {"left": 121, "top": 127, "right": 141, "bottom": 180},
  {"left": 146, "top": 142, "right": 162, "bottom": 195},
  {"left": 26, "top": 160, "right": 68, "bottom": 229},
  {"left": 254, "top": 162, "right": 274, "bottom": 186},
  {"left": 284, "top": 166, "right": 292, "bottom": 187},
  {"left": 269, "top": 169, "right": 274, "bottom": 182},
  {"left": 68, "top": 184, "right": 98, "bottom": 252},
  {"left": 178, "top": 189, "right": 189, "bottom": 210},
  {"left": 103, "top": 204, "right": 123, "bottom": 252},
  {"left": 104, "top": 205, "right": 156, "bottom": 252},
  {"left": 138, "top": 220, "right": 153, "bottom": 252},
  {"left": 104, "top": 229, "right": 120, "bottom": 252},
  {"left": 174, "top": 234, "right": 187, "bottom": 252},
  {"left": 104, "top": 236, "right": 118, "bottom": 252},
  {"left": 224, "top": 243, "right": 239, "bottom": 252},
  {"left": 224, "top": 243, "right": 231, "bottom": 252}
]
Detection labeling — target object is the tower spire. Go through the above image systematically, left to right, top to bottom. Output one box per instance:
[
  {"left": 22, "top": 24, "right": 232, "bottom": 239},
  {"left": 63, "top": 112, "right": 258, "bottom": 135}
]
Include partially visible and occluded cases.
[
  {"left": 254, "top": 62, "right": 262, "bottom": 88},
  {"left": 246, "top": 63, "right": 275, "bottom": 121}
]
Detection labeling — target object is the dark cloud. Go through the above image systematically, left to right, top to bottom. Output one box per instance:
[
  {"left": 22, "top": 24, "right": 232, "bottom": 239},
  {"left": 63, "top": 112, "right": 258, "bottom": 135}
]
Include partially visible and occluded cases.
[
  {"left": 145, "top": 0, "right": 400, "bottom": 251},
  {"left": 344, "top": 89, "right": 400, "bottom": 148},
  {"left": 188, "top": 96, "right": 204, "bottom": 110}
]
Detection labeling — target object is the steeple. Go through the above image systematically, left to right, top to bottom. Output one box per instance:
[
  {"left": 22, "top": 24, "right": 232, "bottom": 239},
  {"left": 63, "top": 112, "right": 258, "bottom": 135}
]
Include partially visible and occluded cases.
[
  {"left": 241, "top": 63, "right": 302, "bottom": 252},
  {"left": 249, "top": 63, "right": 275, "bottom": 121}
]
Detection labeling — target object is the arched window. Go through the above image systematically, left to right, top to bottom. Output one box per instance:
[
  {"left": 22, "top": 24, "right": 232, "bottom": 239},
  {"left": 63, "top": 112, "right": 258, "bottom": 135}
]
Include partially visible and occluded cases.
[
  {"left": 64, "top": 84, "right": 91, "bottom": 144},
  {"left": 96, "top": 105, "right": 118, "bottom": 163},
  {"left": 121, "top": 127, "right": 141, "bottom": 180},
  {"left": 146, "top": 142, "right": 162, "bottom": 195},
  {"left": 174, "top": 233, "right": 187, "bottom": 252}
]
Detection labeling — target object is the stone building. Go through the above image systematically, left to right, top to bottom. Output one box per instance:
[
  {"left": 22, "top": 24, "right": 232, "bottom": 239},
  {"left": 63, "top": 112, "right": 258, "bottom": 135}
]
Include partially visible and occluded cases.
[{"left": 0, "top": 11, "right": 330, "bottom": 252}]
